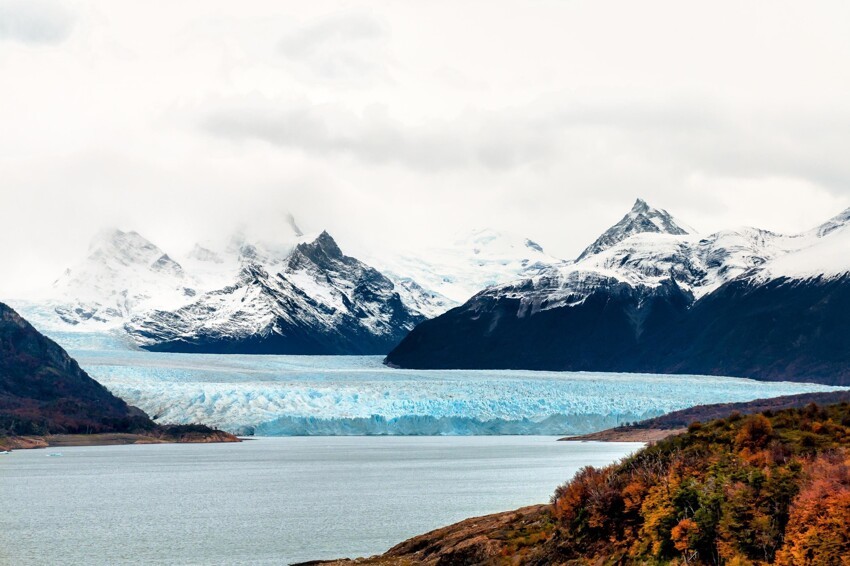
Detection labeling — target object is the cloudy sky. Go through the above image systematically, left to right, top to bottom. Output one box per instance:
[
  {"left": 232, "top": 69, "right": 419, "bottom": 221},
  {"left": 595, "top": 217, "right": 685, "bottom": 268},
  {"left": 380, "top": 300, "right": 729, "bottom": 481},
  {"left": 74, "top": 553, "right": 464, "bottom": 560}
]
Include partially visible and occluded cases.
[{"left": 2, "top": 0, "right": 850, "bottom": 297}]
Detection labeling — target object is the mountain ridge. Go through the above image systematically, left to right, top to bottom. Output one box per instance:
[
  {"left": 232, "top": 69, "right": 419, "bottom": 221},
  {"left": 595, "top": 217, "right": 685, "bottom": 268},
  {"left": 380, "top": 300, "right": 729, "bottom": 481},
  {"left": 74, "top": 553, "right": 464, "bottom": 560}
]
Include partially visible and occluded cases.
[
  {"left": 385, "top": 199, "right": 850, "bottom": 384},
  {"left": 21, "top": 217, "right": 549, "bottom": 354},
  {"left": 126, "top": 231, "right": 430, "bottom": 354}
]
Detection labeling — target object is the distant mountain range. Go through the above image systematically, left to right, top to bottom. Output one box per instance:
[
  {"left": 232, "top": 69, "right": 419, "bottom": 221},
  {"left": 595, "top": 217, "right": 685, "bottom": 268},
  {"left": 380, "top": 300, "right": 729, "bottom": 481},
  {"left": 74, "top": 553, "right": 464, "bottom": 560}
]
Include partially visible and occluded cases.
[
  {"left": 16, "top": 199, "right": 850, "bottom": 379},
  {"left": 386, "top": 199, "right": 850, "bottom": 385},
  {"left": 15, "top": 215, "right": 556, "bottom": 355},
  {"left": 127, "top": 231, "right": 428, "bottom": 354}
]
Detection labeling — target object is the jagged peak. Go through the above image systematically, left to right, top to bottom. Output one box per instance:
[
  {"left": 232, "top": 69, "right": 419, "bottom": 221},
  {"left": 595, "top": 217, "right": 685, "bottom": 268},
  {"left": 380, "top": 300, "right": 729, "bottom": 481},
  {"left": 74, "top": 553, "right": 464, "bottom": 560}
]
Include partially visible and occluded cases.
[
  {"left": 577, "top": 198, "right": 692, "bottom": 261},
  {"left": 631, "top": 198, "right": 650, "bottom": 213},
  {"left": 89, "top": 227, "right": 152, "bottom": 250},
  {"left": 308, "top": 230, "right": 343, "bottom": 257},
  {"left": 288, "top": 231, "right": 346, "bottom": 270},
  {"left": 150, "top": 253, "right": 185, "bottom": 276}
]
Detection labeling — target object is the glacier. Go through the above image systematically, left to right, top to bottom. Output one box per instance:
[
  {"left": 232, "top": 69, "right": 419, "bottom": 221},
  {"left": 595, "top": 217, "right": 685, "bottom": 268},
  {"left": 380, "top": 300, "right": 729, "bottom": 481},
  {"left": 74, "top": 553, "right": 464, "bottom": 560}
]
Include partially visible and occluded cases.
[{"left": 67, "top": 349, "right": 843, "bottom": 436}]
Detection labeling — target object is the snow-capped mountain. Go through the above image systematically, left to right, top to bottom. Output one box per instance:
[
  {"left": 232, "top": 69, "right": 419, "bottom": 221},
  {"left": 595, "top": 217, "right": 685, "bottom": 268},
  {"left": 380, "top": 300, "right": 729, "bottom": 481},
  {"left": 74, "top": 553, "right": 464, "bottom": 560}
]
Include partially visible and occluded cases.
[
  {"left": 577, "top": 198, "right": 693, "bottom": 260},
  {"left": 385, "top": 199, "right": 850, "bottom": 385},
  {"left": 179, "top": 213, "right": 308, "bottom": 291},
  {"left": 23, "top": 215, "right": 447, "bottom": 354},
  {"left": 30, "top": 217, "right": 308, "bottom": 331},
  {"left": 367, "top": 227, "right": 562, "bottom": 306},
  {"left": 48, "top": 229, "right": 198, "bottom": 328},
  {"left": 126, "top": 231, "right": 430, "bottom": 354}
]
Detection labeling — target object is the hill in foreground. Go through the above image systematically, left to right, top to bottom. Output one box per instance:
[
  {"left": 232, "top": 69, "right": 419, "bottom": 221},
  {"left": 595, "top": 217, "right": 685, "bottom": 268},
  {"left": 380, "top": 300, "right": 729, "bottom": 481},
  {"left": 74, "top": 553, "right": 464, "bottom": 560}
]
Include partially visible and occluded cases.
[
  {"left": 0, "top": 301, "right": 236, "bottom": 449},
  {"left": 325, "top": 402, "right": 850, "bottom": 565}
]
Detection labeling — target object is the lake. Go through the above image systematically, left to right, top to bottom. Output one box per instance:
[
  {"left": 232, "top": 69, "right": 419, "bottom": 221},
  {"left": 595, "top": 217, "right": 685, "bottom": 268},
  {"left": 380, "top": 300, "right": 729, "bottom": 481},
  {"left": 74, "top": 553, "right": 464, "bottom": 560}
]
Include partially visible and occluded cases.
[{"left": 0, "top": 437, "right": 641, "bottom": 565}]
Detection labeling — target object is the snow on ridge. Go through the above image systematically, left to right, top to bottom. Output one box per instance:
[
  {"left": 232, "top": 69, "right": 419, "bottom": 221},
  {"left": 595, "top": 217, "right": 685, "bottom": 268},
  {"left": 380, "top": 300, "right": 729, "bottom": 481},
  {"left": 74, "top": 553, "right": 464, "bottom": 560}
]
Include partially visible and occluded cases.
[
  {"left": 27, "top": 199, "right": 850, "bottom": 338},
  {"left": 470, "top": 204, "right": 850, "bottom": 314},
  {"left": 34, "top": 216, "right": 450, "bottom": 337},
  {"left": 750, "top": 221, "right": 850, "bottom": 284},
  {"left": 49, "top": 228, "right": 199, "bottom": 329}
]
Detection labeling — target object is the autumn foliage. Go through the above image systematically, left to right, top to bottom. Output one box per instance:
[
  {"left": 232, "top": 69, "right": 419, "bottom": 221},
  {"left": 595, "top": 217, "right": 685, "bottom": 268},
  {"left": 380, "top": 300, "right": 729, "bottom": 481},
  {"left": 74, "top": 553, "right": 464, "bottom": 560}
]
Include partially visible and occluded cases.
[{"left": 547, "top": 402, "right": 850, "bottom": 565}]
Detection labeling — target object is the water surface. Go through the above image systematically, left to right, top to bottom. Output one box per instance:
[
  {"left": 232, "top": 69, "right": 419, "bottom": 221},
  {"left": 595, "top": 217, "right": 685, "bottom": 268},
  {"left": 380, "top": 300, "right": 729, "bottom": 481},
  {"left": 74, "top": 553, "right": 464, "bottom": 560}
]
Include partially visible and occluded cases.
[{"left": 0, "top": 436, "right": 640, "bottom": 565}]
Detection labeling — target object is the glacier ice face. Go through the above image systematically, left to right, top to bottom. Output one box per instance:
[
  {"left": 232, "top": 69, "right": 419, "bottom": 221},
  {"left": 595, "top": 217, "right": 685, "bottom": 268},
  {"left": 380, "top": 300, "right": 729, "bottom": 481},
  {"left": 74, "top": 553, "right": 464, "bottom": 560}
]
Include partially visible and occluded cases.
[{"left": 68, "top": 350, "right": 842, "bottom": 436}]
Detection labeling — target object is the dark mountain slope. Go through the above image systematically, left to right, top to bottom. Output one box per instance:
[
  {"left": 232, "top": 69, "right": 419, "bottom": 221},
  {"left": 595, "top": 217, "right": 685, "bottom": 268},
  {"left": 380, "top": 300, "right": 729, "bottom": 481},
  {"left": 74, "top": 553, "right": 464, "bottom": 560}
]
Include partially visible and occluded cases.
[
  {"left": 386, "top": 201, "right": 850, "bottom": 385},
  {"left": 387, "top": 275, "right": 850, "bottom": 384},
  {"left": 640, "top": 275, "right": 850, "bottom": 384},
  {"left": 386, "top": 278, "right": 692, "bottom": 370},
  {"left": 0, "top": 301, "right": 151, "bottom": 435},
  {"left": 0, "top": 302, "right": 237, "bottom": 447}
]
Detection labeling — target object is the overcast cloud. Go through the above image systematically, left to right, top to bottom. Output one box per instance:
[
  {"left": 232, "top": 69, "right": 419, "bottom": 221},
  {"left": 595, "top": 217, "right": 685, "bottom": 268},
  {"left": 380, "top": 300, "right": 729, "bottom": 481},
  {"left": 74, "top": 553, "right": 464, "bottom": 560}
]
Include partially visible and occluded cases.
[
  {"left": 0, "top": 0, "right": 73, "bottom": 44},
  {"left": 2, "top": 0, "right": 850, "bottom": 297}
]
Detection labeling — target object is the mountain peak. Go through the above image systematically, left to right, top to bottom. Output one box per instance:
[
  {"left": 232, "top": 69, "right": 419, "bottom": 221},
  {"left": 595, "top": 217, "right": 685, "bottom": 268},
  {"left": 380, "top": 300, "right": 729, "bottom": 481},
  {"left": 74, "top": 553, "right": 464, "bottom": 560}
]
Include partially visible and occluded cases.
[
  {"left": 631, "top": 198, "right": 650, "bottom": 213},
  {"left": 577, "top": 199, "right": 692, "bottom": 260},
  {"left": 313, "top": 230, "right": 342, "bottom": 256},
  {"left": 290, "top": 231, "right": 345, "bottom": 268}
]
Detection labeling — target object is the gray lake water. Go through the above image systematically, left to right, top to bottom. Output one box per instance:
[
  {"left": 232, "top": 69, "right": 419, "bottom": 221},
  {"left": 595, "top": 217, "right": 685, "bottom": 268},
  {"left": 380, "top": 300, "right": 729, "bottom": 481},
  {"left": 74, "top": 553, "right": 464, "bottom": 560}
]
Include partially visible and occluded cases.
[{"left": 0, "top": 436, "right": 640, "bottom": 565}]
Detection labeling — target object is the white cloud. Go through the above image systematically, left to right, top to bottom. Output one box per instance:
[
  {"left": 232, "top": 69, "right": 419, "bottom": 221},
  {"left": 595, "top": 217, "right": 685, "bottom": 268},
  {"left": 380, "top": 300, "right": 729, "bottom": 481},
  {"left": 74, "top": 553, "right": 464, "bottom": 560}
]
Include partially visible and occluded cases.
[
  {"left": 1, "top": 0, "right": 850, "bottom": 298},
  {"left": 277, "top": 11, "right": 389, "bottom": 81}
]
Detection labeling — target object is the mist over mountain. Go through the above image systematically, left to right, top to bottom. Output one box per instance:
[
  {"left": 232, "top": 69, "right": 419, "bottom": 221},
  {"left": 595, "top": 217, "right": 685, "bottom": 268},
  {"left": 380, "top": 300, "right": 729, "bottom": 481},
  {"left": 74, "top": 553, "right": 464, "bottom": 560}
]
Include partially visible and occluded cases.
[{"left": 14, "top": 214, "right": 554, "bottom": 355}]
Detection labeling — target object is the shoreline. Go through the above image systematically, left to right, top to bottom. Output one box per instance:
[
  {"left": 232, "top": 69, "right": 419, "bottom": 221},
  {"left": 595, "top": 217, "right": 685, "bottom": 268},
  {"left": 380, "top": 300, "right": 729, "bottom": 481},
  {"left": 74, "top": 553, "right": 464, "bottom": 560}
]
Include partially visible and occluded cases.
[
  {"left": 558, "top": 427, "right": 685, "bottom": 443},
  {"left": 0, "top": 430, "right": 680, "bottom": 451},
  {"left": 0, "top": 431, "right": 240, "bottom": 452}
]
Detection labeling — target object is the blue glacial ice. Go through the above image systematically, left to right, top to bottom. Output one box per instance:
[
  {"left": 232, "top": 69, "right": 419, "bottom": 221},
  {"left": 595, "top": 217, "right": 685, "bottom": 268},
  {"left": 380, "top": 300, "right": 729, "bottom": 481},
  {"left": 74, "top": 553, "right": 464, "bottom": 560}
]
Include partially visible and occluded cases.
[{"left": 69, "top": 349, "right": 845, "bottom": 436}]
